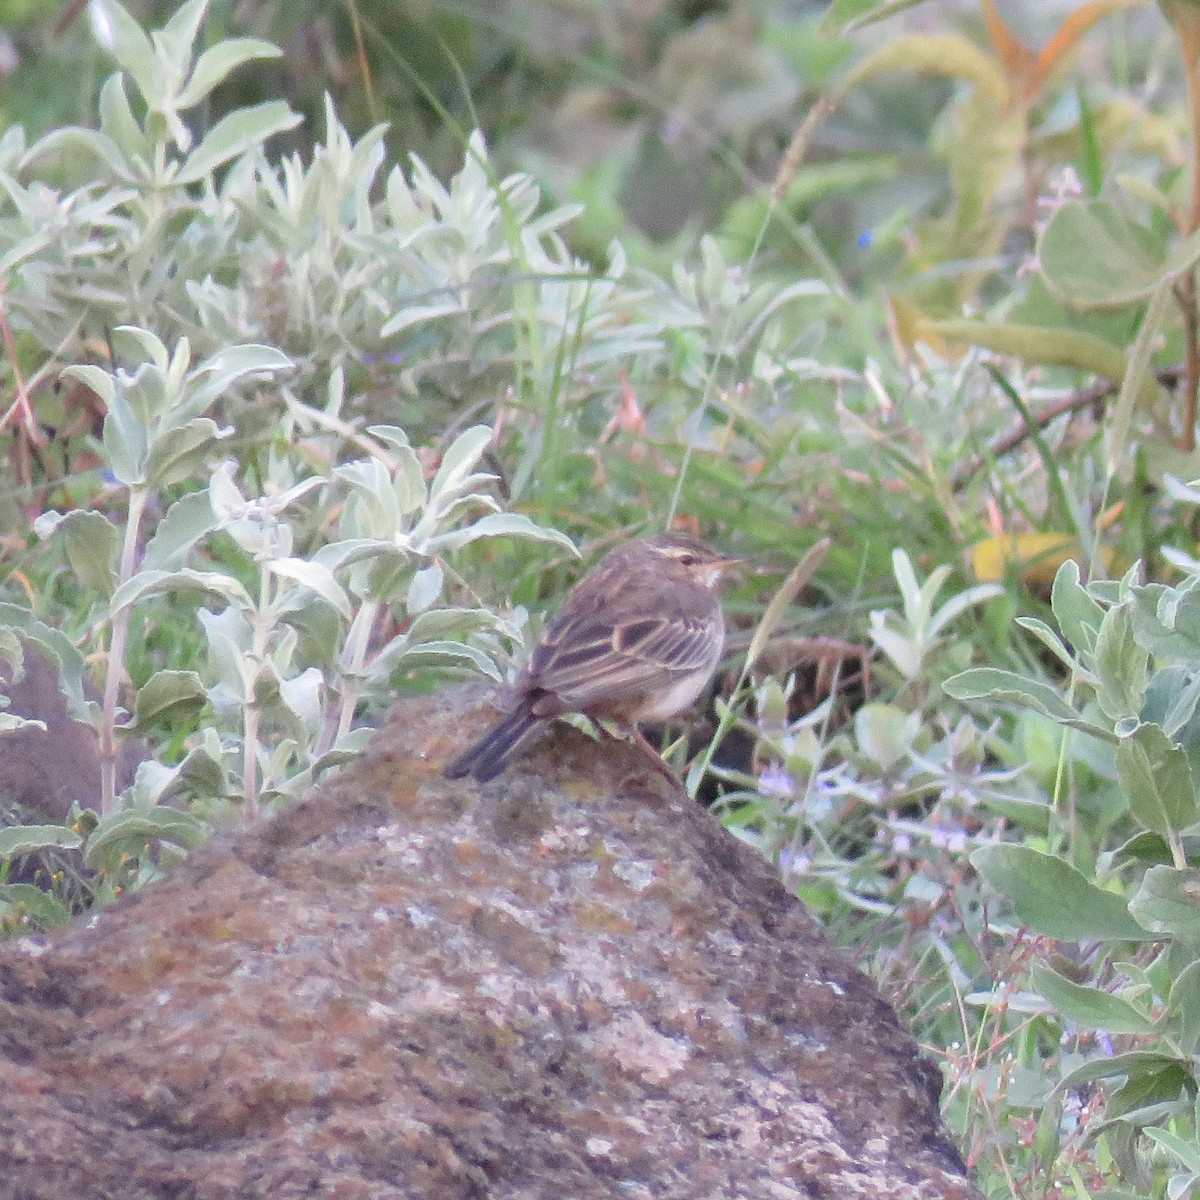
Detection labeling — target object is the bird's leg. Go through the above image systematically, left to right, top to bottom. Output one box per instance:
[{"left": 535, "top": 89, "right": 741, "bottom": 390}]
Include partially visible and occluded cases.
[{"left": 594, "top": 719, "right": 679, "bottom": 780}]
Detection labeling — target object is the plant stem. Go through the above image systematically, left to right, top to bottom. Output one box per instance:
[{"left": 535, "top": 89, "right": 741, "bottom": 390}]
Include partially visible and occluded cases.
[
  {"left": 1176, "top": 14, "right": 1200, "bottom": 449},
  {"left": 1175, "top": 271, "right": 1199, "bottom": 452},
  {"left": 100, "top": 487, "right": 149, "bottom": 813},
  {"left": 330, "top": 599, "right": 378, "bottom": 752}
]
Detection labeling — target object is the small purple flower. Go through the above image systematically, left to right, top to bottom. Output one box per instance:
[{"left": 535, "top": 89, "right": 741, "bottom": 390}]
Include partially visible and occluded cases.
[{"left": 758, "top": 763, "right": 795, "bottom": 798}]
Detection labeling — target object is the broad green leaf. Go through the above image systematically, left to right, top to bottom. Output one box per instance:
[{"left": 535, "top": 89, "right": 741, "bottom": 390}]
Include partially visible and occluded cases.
[
  {"left": 175, "top": 101, "right": 302, "bottom": 185},
  {"left": 1039, "top": 200, "right": 1169, "bottom": 307},
  {"left": 33, "top": 509, "right": 118, "bottom": 595},
  {"left": 1050, "top": 559, "right": 1105, "bottom": 658},
  {"left": 109, "top": 566, "right": 253, "bottom": 614},
  {"left": 1131, "top": 580, "right": 1200, "bottom": 666},
  {"left": 1093, "top": 604, "right": 1148, "bottom": 722},
  {"left": 944, "top": 667, "right": 1116, "bottom": 741},
  {"left": 133, "top": 670, "right": 206, "bottom": 731},
  {"left": 854, "top": 703, "right": 920, "bottom": 771},
  {"left": 1116, "top": 723, "right": 1198, "bottom": 837},
  {"left": 83, "top": 806, "right": 207, "bottom": 870},
  {"left": 0, "top": 824, "right": 84, "bottom": 858},
  {"left": 1116, "top": 830, "right": 1200, "bottom": 866},
  {"left": 971, "top": 844, "right": 1149, "bottom": 940},
  {"left": 1128, "top": 865, "right": 1200, "bottom": 937},
  {"left": 0, "top": 883, "right": 72, "bottom": 930},
  {"left": 1169, "top": 959, "right": 1200, "bottom": 1054},
  {"left": 1030, "top": 962, "right": 1154, "bottom": 1034},
  {"left": 1058, "top": 1049, "right": 1188, "bottom": 1093},
  {"left": 1144, "top": 1127, "right": 1200, "bottom": 1173}
]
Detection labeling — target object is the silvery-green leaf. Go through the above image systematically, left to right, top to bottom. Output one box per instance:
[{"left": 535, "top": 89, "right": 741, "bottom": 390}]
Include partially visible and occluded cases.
[
  {"left": 102, "top": 0, "right": 159, "bottom": 106},
  {"left": 154, "top": 0, "right": 210, "bottom": 81},
  {"left": 176, "top": 38, "right": 282, "bottom": 110},
  {"left": 97, "top": 72, "right": 149, "bottom": 162},
  {"left": 175, "top": 102, "right": 302, "bottom": 185},
  {"left": 381, "top": 300, "right": 464, "bottom": 336},
  {"left": 111, "top": 326, "right": 170, "bottom": 372},
  {"left": 186, "top": 343, "right": 293, "bottom": 412},
  {"left": 60, "top": 364, "right": 115, "bottom": 406},
  {"left": 102, "top": 391, "right": 150, "bottom": 485},
  {"left": 147, "top": 418, "right": 231, "bottom": 489},
  {"left": 429, "top": 425, "right": 493, "bottom": 501},
  {"left": 141, "top": 490, "right": 217, "bottom": 571},
  {"left": 428, "top": 512, "right": 577, "bottom": 555},
  {"left": 269, "top": 558, "right": 351, "bottom": 619},
  {"left": 1050, "top": 559, "right": 1105, "bottom": 658},
  {"left": 406, "top": 563, "right": 444, "bottom": 614},
  {"left": 109, "top": 567, "right": 253, "bottom": 615},
  {"left": 1094, "top": 604, "right": 1149, "bottom": 723},
  {"left": 198, "top": 606, "right": 255, "bottom": 706},
  {"left": 1014, "top": 616, "right": 1084, "bottom": 675},
  {"left": 368, "top": 638, "right": 501, "bottom": 681},
  {"left": 278, "top": 667, "right": 324, "bottom": 732},
  {"left": 0, "top": 713, "right": 47, "bottom": 733},
  {"left": 1117, "top": 722, "right": 1198, "bottom": 838},
  {"left": 83, "top": 806, "right": 207, "bottom": 871},
  {"left": 0, "top": 823, "right": 81, "bottom": 860},
  {"left": 971, "top": 844, "right": 1148, "bottom": 940},
  {"left": 1128, "top": 865, "right": 1200, "bottom": 937},
  {"left": 0, "top": 883, "right": 72, "bottom": 930},
  {"left": 1029, "top": 962, "right": 1154, "bottom": 1035}
]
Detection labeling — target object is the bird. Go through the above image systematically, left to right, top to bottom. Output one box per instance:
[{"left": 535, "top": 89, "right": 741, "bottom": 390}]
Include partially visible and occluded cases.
[{"left": 444, "top": 532, "right": 739, "bottom": 783}]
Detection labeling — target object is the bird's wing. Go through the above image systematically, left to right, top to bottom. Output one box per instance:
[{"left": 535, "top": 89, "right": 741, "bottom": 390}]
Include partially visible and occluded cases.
[{"left": 530, "top": 606, "right": 722, "bottom": 710}]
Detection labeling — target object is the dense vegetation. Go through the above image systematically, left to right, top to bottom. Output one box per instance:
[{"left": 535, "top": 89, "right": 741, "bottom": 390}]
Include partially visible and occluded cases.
[{"left": 2, "top": 0, "right": 1200, "bottom": 1194}]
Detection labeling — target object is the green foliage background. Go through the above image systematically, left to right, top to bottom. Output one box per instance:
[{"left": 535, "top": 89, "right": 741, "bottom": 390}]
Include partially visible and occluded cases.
[{"left": 4, "top": 0, "right": 1200, "bottom": 1196}]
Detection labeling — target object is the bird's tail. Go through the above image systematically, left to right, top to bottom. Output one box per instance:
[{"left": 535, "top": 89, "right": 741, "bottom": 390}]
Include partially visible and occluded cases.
[{"left": 444, "top": 700, "right": 546, "bottom": 782}]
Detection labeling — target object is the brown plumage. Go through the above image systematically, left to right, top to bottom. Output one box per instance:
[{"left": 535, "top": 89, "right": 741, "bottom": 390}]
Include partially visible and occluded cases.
[{"left": 445, "top": 533, "right": 738, "bottom": 783}]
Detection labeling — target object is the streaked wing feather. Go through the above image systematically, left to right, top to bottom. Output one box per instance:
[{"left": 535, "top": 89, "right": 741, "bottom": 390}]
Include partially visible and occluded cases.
[{"left": 533, "top": 610, "right": 721, "bottom": 707}]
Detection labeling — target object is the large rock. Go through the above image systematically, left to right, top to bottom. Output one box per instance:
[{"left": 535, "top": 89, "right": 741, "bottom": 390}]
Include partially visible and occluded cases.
[{"left": 0, "top": 688, "right": 979, "bottom": 1199}]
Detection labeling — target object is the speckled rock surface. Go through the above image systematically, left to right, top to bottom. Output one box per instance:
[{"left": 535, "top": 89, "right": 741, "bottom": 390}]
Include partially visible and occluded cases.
[{"left": 0, "top": 688, "right": 979, "bottom": 1200}]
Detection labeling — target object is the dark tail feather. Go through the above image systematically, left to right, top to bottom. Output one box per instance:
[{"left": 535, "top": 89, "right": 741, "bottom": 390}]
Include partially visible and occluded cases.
[{"left": 444, "top": 701, "right": 546, "bottom": 782}]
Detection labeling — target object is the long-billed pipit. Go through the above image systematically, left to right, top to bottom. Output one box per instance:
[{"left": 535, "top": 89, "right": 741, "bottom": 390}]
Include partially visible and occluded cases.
[{"left": 444, "top": 532, "right": 738, "bottom": 783}]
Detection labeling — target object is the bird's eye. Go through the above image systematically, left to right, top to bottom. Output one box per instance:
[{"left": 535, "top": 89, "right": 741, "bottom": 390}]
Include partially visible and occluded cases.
[{"left": 676, "top": 553, "right": 696, "bottom": 566}]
